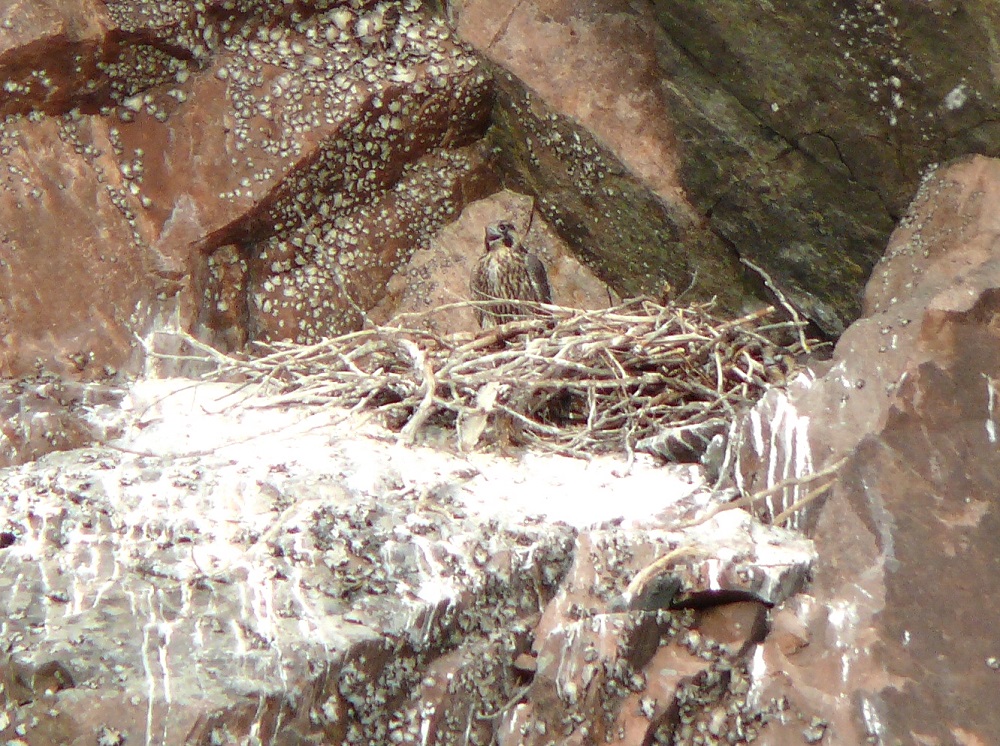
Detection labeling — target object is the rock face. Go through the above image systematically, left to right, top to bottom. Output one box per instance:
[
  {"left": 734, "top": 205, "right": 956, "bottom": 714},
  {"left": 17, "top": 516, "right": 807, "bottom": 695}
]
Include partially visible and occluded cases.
[
  {"left": 0, "top": 0, "right": 669, "bottom": 382},
  {"left": 6, "top": 0, "right": 1000, "bottom": 743},
  {"left": 453, "top": 0, "right": 1000, "bottom": 334},
  {"left": 1, "top": 1, "right": 498, "bottom": 378},
  {"left": 8, "top": 1, "right": 1000, "bottom": 376},
  {"left": 6, "top": 154, "right": 1000, "bottom": 741},
  {"left": 728, "top": 155, "right": 1000, "bottom": 743},
  {"left": 0, "top": 374, "right": 123, "bottom": 467},
  {"left": 0, "top": 379, "right": 815, "bottom": 745}
]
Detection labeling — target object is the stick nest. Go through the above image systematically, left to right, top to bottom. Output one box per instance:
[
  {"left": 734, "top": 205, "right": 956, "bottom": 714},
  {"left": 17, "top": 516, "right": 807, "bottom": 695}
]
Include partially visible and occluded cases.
[{"left": 197, "top": 299, "right": 816, "bottom": 457}]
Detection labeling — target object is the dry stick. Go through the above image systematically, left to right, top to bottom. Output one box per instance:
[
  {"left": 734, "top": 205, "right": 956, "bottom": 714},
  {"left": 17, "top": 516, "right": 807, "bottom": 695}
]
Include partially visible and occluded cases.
[
  {"left": 740, "top": 259, "right": 811, "bottom": 353},
  {"left": 186, "top": 298, "right": 814, "bottom": 454},
  {"left": 715, "top": 305, "right": 776, "bottom": 331},
  {"left": 754, "top": 320, "right": 810, "bottom": 334},
  {"left": 143, "top": 332, "right": 298, "bottom": 413},
  {"left": 399, "top": 338, "right": 438, "bottom": 443},
  {"left": 602, "top": 347, "right": 629, "bottom": 381},
  {"left": 742, "top": 350, "right": 762, "bottom": 379},
  {"left": 496, "top": 405, "right": 563, "bottom": 436},
  {"left": 673, "top": 457, "right": 848, "bottom": 530},
  {"left": 744, "top": 457, "right": 847, "bottom": 507},
  {"left": 771, "top": 479, "right": 838, "bottom": 527},
  {"left": 623, "top": 545, "right": 699, "bottom": 602}
]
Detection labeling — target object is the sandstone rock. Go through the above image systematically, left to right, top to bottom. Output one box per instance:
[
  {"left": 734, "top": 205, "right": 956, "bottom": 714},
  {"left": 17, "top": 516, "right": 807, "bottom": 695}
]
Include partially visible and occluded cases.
[
  {"left": 6, "top": 0, "right": 1000, "bottom": 377},
  {"left": 6, "top": 1, "right": 1000, "bottom": 742},
  {"left": 0, "top": 2, "right": 496, "bottom": 376},
  {"left": 484, "top": 55, "right": 759, "bottom": 319},
  {"left": 0, "top": 113, "right": 158, "bottom": 380},
  {"left": 729, "top": 155, "right": 1000, "bottom": 743}
]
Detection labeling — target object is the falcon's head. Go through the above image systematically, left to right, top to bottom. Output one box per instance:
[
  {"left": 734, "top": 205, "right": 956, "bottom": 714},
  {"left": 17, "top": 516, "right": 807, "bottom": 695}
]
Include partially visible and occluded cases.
[{"left": 484, "top": 220, "right": 518, "bottom": 251}]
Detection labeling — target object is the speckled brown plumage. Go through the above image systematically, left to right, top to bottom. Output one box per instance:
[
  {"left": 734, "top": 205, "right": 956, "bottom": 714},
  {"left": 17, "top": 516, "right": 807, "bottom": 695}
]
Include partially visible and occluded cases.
[{"left": 470, "top": 220, "right": 552, "bottom": 328}]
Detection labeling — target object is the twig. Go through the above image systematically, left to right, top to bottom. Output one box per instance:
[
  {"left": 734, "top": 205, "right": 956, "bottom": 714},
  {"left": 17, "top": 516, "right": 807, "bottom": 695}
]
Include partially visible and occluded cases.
[
  {"left": 740, "top": 259, "right": 811, "bottom": 353},
  {"left": 163, "top": 297, "right": 820, "bottom": 458},
  {"left": 673, "top": 457, "right": 847, "bottom": 530}
]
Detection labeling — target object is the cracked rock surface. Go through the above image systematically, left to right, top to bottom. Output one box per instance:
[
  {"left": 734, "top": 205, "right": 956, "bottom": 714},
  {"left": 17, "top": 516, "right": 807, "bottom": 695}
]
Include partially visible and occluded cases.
[
  {"left": 1, "top": 0, "right": 497, "bottom": 378},
  {"left": 454, "top": 0, "right": 1000, "bottom": 335},
  {"left": 6, "top": 1, "right": 1000, "bottom": 743},
  {"left": 723, "top": 155, "right": 1000, "bottom": 743},
  {"left": 0, "top": 379, "right": 814, "bottom": 745}
]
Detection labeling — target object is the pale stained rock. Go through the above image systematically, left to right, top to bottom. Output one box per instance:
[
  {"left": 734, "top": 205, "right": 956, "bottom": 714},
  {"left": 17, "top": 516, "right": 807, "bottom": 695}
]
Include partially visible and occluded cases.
[
  {"left": 727, "top": 155, "right": 1000, "bottom": 743},
  {"left": 0, "top": 375, "right": 124, "bottom": 468},
  {"left": 0, "top": 377, "right": 816, "bottom": 745},
  {"left": 503, "top": 514, "right": 814, "bottom": 745}
]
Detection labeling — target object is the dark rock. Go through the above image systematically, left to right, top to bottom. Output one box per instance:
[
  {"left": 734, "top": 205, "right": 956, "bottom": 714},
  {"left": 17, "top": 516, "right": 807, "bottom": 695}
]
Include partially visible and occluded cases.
[
  {"left": 453, "top": 0, "right": 1000, "bottom": 335},
  {"left": 695, "top": 601, "right": 769, "bottom": 658}
]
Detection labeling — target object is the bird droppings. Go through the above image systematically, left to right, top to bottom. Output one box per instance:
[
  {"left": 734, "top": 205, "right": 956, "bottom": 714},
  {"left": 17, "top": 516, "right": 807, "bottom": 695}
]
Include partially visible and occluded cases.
[
  {"left": 830, "top": 1, "right": 911, "bottom": 129},
  {"left": 943, "top": 82, "right": 969, "bottom": 111},
  {"left": 0, "top": 376, "right": 819, "bottom": 744}
]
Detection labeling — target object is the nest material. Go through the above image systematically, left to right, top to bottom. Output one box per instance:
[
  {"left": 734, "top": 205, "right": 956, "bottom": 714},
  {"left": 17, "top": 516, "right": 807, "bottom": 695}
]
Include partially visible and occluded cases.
[{"left": 198, "top": 299, "right": 815, "bottom": 457}]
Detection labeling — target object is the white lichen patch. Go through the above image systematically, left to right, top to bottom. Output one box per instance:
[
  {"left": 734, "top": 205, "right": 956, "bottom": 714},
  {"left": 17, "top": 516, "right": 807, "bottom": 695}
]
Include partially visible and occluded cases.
[{"left": 943, "top": 82, "right": 969, "bottom": 111}]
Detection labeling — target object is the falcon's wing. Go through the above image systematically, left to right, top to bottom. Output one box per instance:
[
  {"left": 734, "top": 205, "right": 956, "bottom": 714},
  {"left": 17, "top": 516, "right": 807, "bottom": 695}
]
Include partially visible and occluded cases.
[{"left": 525, "top": 253, "right": 552, "bottom": 304}]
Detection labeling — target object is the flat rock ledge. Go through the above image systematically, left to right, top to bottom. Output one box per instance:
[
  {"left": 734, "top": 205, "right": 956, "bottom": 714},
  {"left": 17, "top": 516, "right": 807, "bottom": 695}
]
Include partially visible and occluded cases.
[{"left": 0, "top": 379, "right": 814, "bottom": 746}]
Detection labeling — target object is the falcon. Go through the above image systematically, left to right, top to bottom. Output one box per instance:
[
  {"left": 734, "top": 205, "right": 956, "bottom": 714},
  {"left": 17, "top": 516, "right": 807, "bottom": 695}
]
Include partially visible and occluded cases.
[{"left": 470, "top": 220, "right": 552, "bottom": 328}]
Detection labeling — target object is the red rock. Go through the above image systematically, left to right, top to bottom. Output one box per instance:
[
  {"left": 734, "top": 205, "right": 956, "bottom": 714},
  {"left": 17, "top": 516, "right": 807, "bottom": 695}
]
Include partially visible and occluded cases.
[
  {"left": 454, "top": 0, "right": 686, "bottom": 204},
  {"left": 6, "top": 1, "right": 1000, "bottom": 742},
  {"left": 0, "top": 3, "right": 497, "bottom": 376},
  {"left": 0, "top": 113, "right": 156, "bottom": 379},
  {"left": 733, "top": 155, "right": 1000, "bottom": 743},
  {"left": 695, "top": 601, "right": 769, "bottom": 657},
  {"left": 768, "top": 604, "right": 810, "bottom": 657}
]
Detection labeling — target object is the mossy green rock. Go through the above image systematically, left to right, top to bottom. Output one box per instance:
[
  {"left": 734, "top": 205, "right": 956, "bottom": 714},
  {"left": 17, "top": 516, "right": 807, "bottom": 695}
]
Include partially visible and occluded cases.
[
  {"left": 648, "top": 0, "right": 1000, "bottom": 333},
  {"left": 481, "top": 1, "right": 1000, "bottom": 335},
  {"left": 487, "top": 65, "right": 757, "bottom": 317}
]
